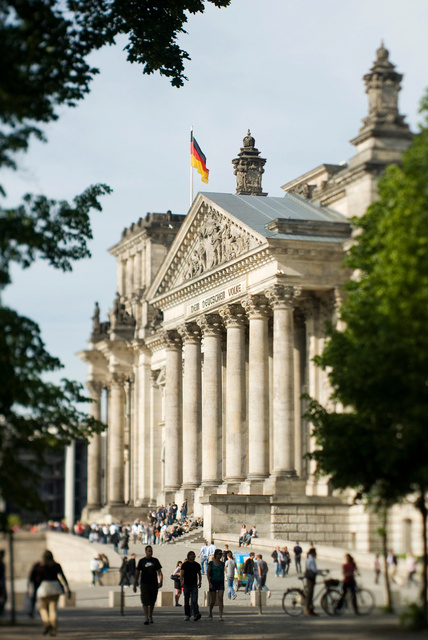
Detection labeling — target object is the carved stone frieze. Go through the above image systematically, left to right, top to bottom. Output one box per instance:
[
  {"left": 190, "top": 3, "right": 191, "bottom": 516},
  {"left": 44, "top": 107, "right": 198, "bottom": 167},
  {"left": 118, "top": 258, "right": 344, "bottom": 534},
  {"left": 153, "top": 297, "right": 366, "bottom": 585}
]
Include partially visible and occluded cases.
[{"left": 172, "top": 206, "right": 261, "bottom": 286}]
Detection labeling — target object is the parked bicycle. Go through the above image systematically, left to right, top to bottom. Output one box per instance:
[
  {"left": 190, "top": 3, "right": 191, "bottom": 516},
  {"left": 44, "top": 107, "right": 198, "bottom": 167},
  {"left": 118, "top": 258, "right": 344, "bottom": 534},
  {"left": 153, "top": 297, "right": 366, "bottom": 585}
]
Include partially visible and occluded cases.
[{"left": 282, "top": 574, "right": 341, "bottom": 616}]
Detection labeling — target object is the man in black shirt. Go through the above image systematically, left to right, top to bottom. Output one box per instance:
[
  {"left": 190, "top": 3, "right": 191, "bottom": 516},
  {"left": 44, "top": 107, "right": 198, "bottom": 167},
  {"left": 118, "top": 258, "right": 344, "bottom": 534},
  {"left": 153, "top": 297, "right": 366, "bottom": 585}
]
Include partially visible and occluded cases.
[
  {"left": 294, "top": 541, "right": 303, "bottom": 574},
  {"left": 133, "top": 546, "right": 163, "bottom": 625},
  {"left": 180, "top": 550, "right": 202, "bottom": 621},
  {"left": 243, "top": 552, "right": 255, "bottom": 594}
]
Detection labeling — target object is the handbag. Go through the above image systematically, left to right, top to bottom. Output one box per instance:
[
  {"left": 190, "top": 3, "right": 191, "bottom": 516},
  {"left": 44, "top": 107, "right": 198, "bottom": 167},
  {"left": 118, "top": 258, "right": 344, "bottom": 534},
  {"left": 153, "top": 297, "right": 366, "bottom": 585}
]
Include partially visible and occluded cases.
[{"left": 37, "top": 580, "right": 64, "bottom": 598}]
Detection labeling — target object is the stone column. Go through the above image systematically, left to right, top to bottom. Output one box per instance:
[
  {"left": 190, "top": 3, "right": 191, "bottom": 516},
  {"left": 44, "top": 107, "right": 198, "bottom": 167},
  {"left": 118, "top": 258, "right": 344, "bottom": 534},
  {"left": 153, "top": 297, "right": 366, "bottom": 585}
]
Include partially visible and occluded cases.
[
  {"left": 265, "top": 285, "right": 300, "bottom": 477},
  {"left": 241, "top": 294, "right": 270, "bottom": 481},
  {"left": 301, "top": 296, "right": 320, "bottom": 492},
  {"left": 220, "top": 304, "right": 247, "bottom": 483},
  {"left": 198, "top": 314, "right": 223, "bottom": 486},
  {"left": 179, "top": 323, "right": 202, "bottom": 489},
  {"left": 163, "top": 330, "right": 183, "bottom": 491},
  {"left": 108, "top": 373, "right": 126, "bottom": 505},
  {"left": 86, "top": 381, "right": 103, "bottom": 509},
  {"left": 64, "top": 441, "right": 76, "bottom": 529}
]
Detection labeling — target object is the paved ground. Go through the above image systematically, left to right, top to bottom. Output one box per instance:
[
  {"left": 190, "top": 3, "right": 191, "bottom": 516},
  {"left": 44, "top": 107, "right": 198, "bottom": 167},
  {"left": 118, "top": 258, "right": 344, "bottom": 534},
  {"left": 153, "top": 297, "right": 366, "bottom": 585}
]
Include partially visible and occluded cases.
[
  {"left": 1, "top": 534, "right": 423, "bottom": 639},
  {"left": 1, "top": 607, "right": 427, "bottom": 640}
]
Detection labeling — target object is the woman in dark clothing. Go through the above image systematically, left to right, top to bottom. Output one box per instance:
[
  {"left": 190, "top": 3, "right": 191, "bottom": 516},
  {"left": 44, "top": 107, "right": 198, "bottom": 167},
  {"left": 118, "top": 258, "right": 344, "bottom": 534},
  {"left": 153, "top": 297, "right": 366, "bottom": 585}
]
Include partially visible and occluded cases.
[{"left": 37, "top": 550, "right": 70, "bottom": 636}]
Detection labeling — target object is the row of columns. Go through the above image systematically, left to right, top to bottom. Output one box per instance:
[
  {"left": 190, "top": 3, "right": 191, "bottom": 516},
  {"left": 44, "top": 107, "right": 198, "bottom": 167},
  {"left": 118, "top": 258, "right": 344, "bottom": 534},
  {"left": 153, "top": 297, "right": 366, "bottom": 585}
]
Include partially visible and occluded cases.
[
  {"left": 163, "top": 285, "right": 301, "bottom": 492},
  {"left": 85, "top": 286, "right": 332, "bottom": 510}
]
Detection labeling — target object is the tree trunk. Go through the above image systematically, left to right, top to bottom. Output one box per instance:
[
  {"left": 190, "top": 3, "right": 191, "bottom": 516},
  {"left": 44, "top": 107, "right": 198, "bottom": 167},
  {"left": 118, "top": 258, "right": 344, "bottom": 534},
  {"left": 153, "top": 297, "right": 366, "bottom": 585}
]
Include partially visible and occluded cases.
[
  {"left": 416, "top": 490, "right": 427, "bottom": 618},
  {"left": 381, "top": 510, "right": 393, "bottom": 612}
]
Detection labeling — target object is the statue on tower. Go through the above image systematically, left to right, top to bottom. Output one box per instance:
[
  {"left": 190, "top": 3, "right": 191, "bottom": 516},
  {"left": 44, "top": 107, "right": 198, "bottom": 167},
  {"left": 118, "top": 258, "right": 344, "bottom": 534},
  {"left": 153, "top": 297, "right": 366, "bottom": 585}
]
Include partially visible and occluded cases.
[
  {"left": 362, "top": 41, "right": 409, "bottom": 130},
  {"left": 232, "top": 130, "right": 267, "bottom": 196}
]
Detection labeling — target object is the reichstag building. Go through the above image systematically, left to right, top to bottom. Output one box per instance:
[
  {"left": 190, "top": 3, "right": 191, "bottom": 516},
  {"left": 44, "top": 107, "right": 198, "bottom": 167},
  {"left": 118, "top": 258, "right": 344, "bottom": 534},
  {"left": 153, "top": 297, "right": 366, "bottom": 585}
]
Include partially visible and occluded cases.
[{"left": 79, "top": 45, "right": 419, "bottom": 554}]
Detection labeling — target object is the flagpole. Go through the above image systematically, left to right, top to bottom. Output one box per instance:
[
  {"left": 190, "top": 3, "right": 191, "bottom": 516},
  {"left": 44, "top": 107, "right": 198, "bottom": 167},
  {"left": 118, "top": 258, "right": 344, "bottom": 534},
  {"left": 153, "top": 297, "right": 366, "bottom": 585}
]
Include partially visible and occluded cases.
[{"left": 190, "top": 126, "right": 194, "bottom": 207}]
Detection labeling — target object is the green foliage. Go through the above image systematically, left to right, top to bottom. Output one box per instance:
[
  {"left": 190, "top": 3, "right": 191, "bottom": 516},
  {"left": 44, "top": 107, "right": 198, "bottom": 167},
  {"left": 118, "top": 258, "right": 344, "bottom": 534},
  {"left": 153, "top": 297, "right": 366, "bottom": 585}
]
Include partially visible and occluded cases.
[
  {"left": 0, "top": 0, "right": 231, "bottom": 174},
  {"left": 0, "top": 1, "right": 231, "bottom": 517},
  {"left": 307, "top": 88, "right": 428, "bottom": 504},
  {"left": 306, "top": 89, "right": 428, "bottom": 614},
  {"left": 0, "top": 188, "right": 110, "bottom": 513},
  {"left": 400, "top": 603, "right": 428, "bottom": 631}
]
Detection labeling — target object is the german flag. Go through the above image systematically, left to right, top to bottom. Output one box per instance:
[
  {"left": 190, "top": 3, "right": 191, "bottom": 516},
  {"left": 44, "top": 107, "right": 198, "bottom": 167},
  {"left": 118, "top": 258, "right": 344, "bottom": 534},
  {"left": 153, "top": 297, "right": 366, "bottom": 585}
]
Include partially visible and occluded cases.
[{"left": 190, "top": 132, "right": 209, "bottom": 184}]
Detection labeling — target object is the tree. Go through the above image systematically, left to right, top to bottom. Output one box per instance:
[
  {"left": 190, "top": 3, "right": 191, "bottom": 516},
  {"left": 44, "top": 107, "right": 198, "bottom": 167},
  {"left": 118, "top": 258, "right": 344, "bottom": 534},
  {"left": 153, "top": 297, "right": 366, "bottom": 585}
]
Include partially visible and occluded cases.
[
  {"left": 0, "top": 0, "right": 231, "bottom": 517},
  {"left": 0, "top": 0, "right": 230, "bottom": 175},
  {"left": 305, "top": 89, "right": 428, "bottom": 620}
]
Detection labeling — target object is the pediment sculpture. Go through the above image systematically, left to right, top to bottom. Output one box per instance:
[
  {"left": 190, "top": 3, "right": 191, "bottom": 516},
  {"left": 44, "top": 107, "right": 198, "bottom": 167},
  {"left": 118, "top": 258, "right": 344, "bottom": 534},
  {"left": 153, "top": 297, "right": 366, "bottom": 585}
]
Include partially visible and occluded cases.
[{"left": 176, "top": 208, "right": 261, "bottom": 284}]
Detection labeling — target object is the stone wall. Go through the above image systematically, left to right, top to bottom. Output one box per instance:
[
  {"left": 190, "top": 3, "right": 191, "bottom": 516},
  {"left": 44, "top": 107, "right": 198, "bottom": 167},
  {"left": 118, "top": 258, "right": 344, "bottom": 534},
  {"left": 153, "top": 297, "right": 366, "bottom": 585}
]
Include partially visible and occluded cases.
[{"left": 271, "top": 502, "right": 351, "bottom": 547}]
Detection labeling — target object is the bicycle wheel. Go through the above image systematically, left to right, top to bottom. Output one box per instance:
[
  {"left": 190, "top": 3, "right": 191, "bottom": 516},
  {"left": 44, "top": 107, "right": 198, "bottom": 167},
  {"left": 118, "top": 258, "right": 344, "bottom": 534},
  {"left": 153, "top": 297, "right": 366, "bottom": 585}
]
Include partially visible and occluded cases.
[
  {"left": 357, "top": 588, "right": 375, "bottom": 615},
  {"left": 282, "top": 589, "right": 305, "bottom": 616},
  {"left": 321, "top": 589, "right": 342, "bottom": 616}
]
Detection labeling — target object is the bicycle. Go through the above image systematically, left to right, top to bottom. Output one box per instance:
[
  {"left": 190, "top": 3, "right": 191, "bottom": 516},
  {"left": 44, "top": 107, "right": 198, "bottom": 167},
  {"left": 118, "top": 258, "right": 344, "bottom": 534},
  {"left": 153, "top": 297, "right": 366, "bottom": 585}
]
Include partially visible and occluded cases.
[
  {"left": 282, "top": 574, "right": 341, "bottom": 616},
  {"left": 334, "top": 582, "right": 375, "bottom": 616}
]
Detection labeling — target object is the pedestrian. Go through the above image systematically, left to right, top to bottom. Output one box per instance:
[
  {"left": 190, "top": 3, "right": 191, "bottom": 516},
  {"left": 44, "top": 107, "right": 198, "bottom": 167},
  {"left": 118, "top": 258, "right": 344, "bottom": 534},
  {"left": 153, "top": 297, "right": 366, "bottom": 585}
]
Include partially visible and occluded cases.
[
  {"left": 180, "top": 500, "right": 188, "bottom": 524},
  {"left": 238, "top": 524, "right": 248, "bottom": 547},
  {"left": 120, "top": 532, "right": 129, "bottom": 556},
  {"left": 207, "top": 540, "right": 217, "bottom": 561},
  {"left": 294, "top": 541, "right": 303, "bottom": 573},
  {"left": 198, "top": 542, "right": 209, "bottom": 575},
  {"left": 221, "top": 544, "right": 230, "bottom": 563},
  {"left": 133, "top": 545, "right": 163, "bottom": 625},
  {"left": 282, "top": 546, "right": 291, "bottom": 576},
  {"left": 271, "top": 547, "right": 280, "bottom": 576},
  {"left": 303, "top": 547, "right": 326, "bottom": 616},
  {"left": 207, "top": 548, "right": 225, "bottom": 621},
  {"left": 36, "top": 549, "right": 71, "bottom": 636},
  {"left": 386, "top": 549, "right": 398, "bottom": 583},
  {"left": 0, "top": 550, "right": 7, "bottom": 616},
  {"left": 180, "top": 550, "right": 202, "bottom": 621},
  {"left": 225, "top": 551, "right": 237, "bottom": 600},
  {"left": 406, "top": 551, "right": 417, "bottom": 586},
  {"left": 243, "top": 552, "right": 255, "bottom": 594},
  {"left": 127, "top": 553, "right": 136, "bottom": 581},
  {"left": 374, "top": 553, "right": 381, "bottom": 584},
  {"left": 256, "top": 554, "right": 271, "bottom": 598},
  {"left": 335, "top": 554, "right": 359, "bottom": 614},
  {"left": 90, "top": 556, "right": 102, "bottom": 586},
  {"left": 119, "top": 557, "right": 130, "bottom": 587},
  {"left": 27, "top": 559, "right": 44, "bottom": 617},
  {"left": 172, "top": 561, "right": 183, "bottom": 606}
]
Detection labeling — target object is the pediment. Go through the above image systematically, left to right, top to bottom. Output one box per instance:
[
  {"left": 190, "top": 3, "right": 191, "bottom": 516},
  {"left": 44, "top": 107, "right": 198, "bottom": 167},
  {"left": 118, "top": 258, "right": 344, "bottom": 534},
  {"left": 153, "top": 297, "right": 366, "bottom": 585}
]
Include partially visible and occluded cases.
[{"left": 153, "top": 198, "right": 264, "bottom": 297}]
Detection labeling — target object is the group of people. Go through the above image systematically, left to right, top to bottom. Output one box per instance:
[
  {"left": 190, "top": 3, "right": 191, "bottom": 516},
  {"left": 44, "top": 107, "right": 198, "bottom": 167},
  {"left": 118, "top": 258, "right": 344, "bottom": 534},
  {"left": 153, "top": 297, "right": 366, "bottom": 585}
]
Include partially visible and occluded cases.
[
  {"left": 78, "top": 509, "right": 202, "bottom": 550},
  {"left": 238, "top": 524, "right": 258, "bottom": 547},
  {"left": 271, "top": 542, "right": 303, "bottom": 576},
  {"left": 133, "top": 543, "right": 271, "bottom": 624},
  {"left": 89, "top": 554, "right": 110, "bottom": 586}
]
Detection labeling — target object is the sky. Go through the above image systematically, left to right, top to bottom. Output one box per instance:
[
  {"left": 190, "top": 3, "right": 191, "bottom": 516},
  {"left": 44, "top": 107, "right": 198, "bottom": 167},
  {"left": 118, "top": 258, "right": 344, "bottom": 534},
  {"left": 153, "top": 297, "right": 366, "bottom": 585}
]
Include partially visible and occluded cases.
[{"left": 3, "top": 0, "right": 428, "bottom": 387}]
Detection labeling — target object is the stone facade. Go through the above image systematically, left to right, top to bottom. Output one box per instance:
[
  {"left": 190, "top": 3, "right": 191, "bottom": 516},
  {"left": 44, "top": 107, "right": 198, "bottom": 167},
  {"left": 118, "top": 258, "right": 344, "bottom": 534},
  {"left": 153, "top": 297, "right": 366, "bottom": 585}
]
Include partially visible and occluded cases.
[{"left": 79, "top": 46, "right": 422, "bottom": 556}]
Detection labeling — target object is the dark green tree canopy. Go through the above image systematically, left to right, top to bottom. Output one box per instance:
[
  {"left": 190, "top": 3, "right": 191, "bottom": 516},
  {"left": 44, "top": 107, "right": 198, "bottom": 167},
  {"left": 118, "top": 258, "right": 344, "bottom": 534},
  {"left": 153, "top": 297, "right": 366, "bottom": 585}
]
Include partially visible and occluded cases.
[
  {"left": 0, "top": 0, "right": 231, "bottom": 517},
  {"left": 0, "top": 0, "right": 230, "bottom": 170},
  {"left": 306, "top": 90, "right": 428, "bottom": 614}
]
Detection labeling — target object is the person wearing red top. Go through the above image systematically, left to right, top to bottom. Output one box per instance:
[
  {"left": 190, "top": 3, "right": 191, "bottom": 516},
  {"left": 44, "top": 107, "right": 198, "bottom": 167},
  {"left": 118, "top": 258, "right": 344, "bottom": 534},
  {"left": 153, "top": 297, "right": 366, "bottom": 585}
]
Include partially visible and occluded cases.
[{"left": 335, "top": 553, "right": 359, "bottom": 614}]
